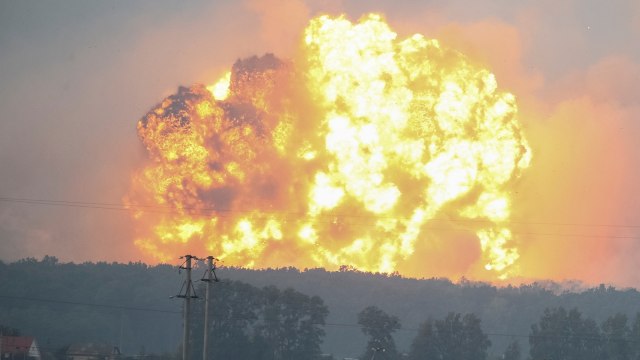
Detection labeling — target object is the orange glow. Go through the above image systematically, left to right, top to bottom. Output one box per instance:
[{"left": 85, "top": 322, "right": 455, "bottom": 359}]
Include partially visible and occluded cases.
[{"left": 127, "top": 14, "right": 531, "bottom": 280}]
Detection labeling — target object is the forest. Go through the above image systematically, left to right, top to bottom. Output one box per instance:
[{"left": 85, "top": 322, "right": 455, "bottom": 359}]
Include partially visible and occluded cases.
[{"left": 2, "top": 257, "right": 640, "bottom": 359}]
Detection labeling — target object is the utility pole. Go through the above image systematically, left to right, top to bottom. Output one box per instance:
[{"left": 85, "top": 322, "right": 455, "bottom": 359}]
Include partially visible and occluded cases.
[
  {"left": 177, "top": 255, "right": 198, "bottom": 360},
  {"left": 201, "top": 256, "right": 219, "bottom": 360}
]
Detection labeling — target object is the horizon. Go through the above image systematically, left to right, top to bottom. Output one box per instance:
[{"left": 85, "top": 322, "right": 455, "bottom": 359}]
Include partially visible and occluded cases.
[{"left": 5, "top": 254, "right": 633, "bottom": 293}]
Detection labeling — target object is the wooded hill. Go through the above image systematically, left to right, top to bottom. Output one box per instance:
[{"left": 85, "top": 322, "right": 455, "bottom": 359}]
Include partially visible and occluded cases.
[{"left": 1, "top": 257, "right": 640, "bottom": 359}]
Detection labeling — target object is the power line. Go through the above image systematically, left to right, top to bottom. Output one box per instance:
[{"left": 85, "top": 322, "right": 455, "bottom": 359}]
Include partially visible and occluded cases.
[
  {"left": 2, "top": 195, "right": 639, "bottom": 230},
  {"left": 2, "top": 196, "right": 640, "bottom": 244},
  {"left": 0, "top": 294, "right": 181, "bottom": 315},
  {"left": 2, "top": 294, "right": 640, "bottom": 344}
]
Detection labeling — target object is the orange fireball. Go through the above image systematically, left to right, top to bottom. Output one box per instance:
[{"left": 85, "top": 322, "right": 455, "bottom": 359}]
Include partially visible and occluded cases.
[{"left": 127, "top": 14, "right": 531, "bottom": 280}]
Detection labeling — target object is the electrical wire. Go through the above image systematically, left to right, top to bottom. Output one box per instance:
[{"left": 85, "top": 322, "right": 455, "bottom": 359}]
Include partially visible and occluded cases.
[
  {"left": 2, "top": 195, "right": 639, "bottom": 229},
  {"left": 1, "top": 196, "right": 639, "bottom": 242},
  {"left": 0, "top": 294, "right": 181, "bottom": 315},
  {"left": 2, "top": 294, "right": 639, "bottom": 343}
]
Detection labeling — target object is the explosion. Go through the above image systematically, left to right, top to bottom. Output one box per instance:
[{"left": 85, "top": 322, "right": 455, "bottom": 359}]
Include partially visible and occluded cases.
[{"left": 127, "top": 14, "right": 531, "bottom": 280}]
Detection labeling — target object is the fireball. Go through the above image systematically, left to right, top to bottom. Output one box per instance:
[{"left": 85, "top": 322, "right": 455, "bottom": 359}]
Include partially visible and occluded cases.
[{"left": 127, "top": 14, "right": 531, "bottom": 280}]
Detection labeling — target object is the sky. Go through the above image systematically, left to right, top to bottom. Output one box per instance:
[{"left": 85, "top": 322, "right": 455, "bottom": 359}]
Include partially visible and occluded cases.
[{"left": 1, "top": 0, "right": 639, "bottom": 286}]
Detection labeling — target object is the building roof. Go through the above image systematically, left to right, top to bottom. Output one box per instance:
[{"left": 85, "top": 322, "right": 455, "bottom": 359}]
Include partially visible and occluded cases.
[{"left": 1, "top": 336, "right": 36, "bottom": 354}]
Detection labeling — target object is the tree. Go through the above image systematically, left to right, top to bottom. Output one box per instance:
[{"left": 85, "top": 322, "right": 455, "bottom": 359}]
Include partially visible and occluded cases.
[
  {"left": 190, "top": 280, "right": 263, "bottom": 360},
  {"left": 189, "top": 281, "right": 328, "bottom": 360},
  {"left": 257, "top": 286, "right": 329, "bottom": 360},
  {"left": 357, "top": 306, "right": 401, "bottom": 360},
  {"left": 529, "top": 307, "right": 603, "bottom": 360},
  {"left": 408, "top": 312, "right": 490, "bottom": 360},
  {"left": 602, "top": 313, "right": 630, "bottom": 360},
  {"left": 630, "top": 313, "right": 640, "bottom": 360},
  {"left": 408, "top": 319, "right": 440, "bottom": 360},
  {"left": 502, "top": 341, "right": 521, "bottom": 360}
]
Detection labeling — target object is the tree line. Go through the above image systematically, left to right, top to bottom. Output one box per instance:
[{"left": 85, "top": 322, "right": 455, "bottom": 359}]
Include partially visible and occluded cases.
[
  {"left": 4, "top": 258, "right": 640, "bottom": 358},
  {"left": 189, "top": 287, "right": 640, "bottom": 360},
  {"left": 357, "top": 305, "right": 640, "bottom": 360}
]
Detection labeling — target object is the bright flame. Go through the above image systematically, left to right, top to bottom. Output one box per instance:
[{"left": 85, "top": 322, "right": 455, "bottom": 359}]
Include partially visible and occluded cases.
[
  {"left": 127, "top": 14, "right": 531, "bottom": 280},
  {"left": 207, "top": 71, "right": 231, "bottom": 101}
]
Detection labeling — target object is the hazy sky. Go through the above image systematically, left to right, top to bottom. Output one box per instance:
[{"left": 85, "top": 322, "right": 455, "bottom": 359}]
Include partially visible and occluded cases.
[{"left": 1, "top": 0, "right": 639, "bottom": 285}]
